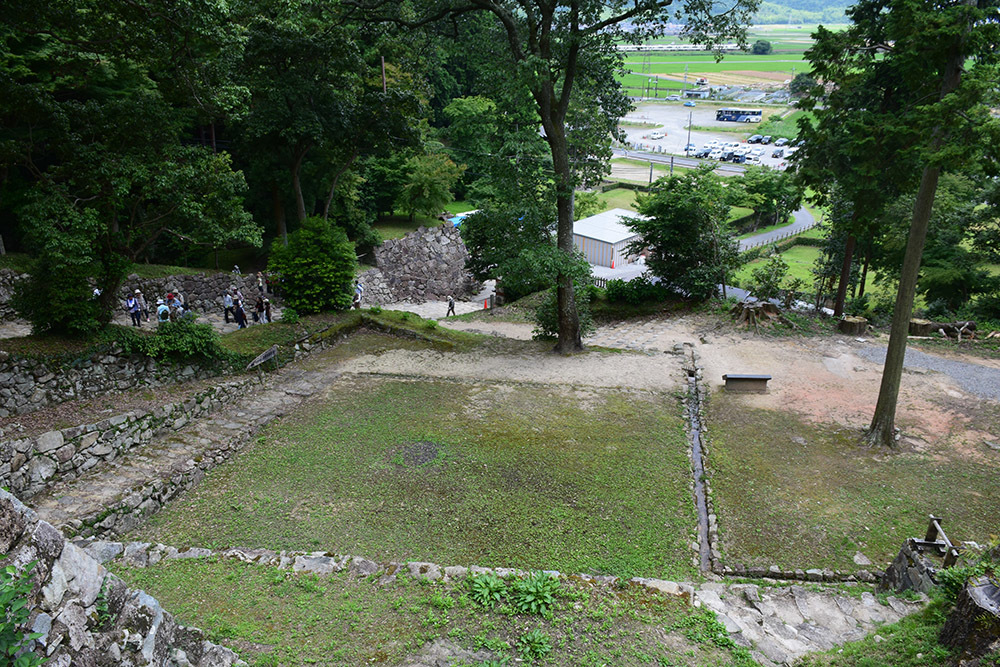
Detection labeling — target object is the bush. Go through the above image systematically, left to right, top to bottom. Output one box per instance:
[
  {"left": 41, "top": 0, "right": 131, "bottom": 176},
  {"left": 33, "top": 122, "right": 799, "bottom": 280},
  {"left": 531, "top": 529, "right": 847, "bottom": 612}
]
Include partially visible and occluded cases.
[
  {"left": 267, "top": 217, "right": 356, "bottom": 315},
  {"left": 747, "top": 252, "right": 789, "bottom": 302},
  {"left": 12, "top": 256, "right": 102, "bottom": 337},
  {"left": 604, "top": 275, "right": 671, "bottom": 305},
  {"left": 533, "top": 285, "right": 595, "bottom": 340},
  {"left": 279, "top": 307, "right": 300, "bottom": 324},
  {"left": 103, "top": 319, "right": 232, "bottom": 363},
  {"left": 1, "top": 561, "right": 45, "bottom": 667}
]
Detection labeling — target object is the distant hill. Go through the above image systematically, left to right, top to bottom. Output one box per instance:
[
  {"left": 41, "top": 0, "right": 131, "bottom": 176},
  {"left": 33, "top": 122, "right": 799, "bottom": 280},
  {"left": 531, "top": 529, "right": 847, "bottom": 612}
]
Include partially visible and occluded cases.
[{"left": 755, "top": 0, "right": 850, "bottom": 24}]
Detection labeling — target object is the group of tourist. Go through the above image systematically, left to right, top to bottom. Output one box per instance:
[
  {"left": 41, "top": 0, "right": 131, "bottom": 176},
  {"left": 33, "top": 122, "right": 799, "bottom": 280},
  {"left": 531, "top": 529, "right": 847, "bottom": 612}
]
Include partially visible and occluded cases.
[
  {"left": 223, "top": 285, "right": 271, "bottom": 329},
  {"left": 124, "top": 289, "right": 191, "bottom": 326}
]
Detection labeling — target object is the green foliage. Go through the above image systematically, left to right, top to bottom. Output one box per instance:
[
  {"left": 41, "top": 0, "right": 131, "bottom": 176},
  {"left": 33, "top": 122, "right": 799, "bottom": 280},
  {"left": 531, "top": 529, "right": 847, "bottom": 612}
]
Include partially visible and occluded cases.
[
  {"left": 751, "top": 39, "right": 773, "bottom": 54},
  {"left": 790, "top": 72, "right": 818, "bottom": 95},
  {"left": 399, "top": 153, "right": 464, "bottom": 221},
  {"left": 629, "top": 166, "right": 741, "bottom": 302},
  {"left": 573, "top": 191, "right": 602, "bottom": 221},
  {"left": 460, "top": 207, "right": 557, "bottom": 301},
  {"left": 267, "top": 217, "right": 356, "bottom": 315},
  {"left": 749, "top": 252, "right": 790, "bottom": 302},
  {"left": 604, "top": 275, "right": 672, "bottom": 305},
  {"left": 533, "top": 284, "right": 595, "bottom": 340},
  {"left": 279, "top": 308, "right": 300, "bottom": 325},
  {"left": 104, "top": 320, "right": 231, "bottom": 364},
  {"left": 0, "top": 561, "right": 44, "bottom": 667},
  {"left": 510, "top": 572, "right": 559, "bottom": 616},
  {"left": 468, "top": 574, "right": 508, "bottom": 610},
  {"left": 95, "top": 577, "right": 114, "bottom": 630},
  {"left": 669, "top": 608, "right": 758, "bottom": 667},
  {"left": 516, "top": 628, "right": 552, "bottom": 661}
]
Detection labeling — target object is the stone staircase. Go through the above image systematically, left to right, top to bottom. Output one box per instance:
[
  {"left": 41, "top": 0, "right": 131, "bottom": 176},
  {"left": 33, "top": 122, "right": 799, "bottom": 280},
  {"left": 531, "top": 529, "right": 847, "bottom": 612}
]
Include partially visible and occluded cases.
[
  {"left": 29, "top": 364, "right": 343, "bottom": 539},
  {"left": 695, "top": 581, "right": 925, "bottom": 666}
]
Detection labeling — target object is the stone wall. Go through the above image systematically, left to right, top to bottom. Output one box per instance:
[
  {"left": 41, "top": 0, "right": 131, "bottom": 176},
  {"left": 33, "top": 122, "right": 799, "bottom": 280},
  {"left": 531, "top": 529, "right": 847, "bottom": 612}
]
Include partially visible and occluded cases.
[
  {"left": 370, "top": 225, "right": 477, "bottom": 303},
  {"left": 0, "top": 267, "right": 25, "bottom": 320},
  {"left": 117, "top": 271, "right": 267, "bottom": 315},
  {"left": 0, "top": 348, "right": 222, "bottom": 418},
  {"left": 1, "top": 377, "right": 256, "bottom": 501},
  {"left": 0, "top": 490, "right": 246, "bottom": 667},
  {"left": 878, "top": 538, "right": 940, "bottom": 594},
  {"left": 940, "top": 575, "right": 1000, "bottom": 665}
]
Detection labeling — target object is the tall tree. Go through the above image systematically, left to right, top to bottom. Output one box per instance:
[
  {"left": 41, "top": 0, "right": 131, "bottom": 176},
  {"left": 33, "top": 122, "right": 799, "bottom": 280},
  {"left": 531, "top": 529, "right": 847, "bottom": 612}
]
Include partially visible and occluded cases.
[
  {"left": 347, "top": 0, "right": 758, "bottom": 353},
  {"left": 803, "top": 0, "right": 1000, "bottom": 447}
]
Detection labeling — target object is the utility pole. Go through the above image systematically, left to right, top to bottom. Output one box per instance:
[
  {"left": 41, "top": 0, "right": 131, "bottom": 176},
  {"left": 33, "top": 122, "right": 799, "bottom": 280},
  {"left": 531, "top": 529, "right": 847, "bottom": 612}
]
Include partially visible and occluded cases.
[
  {"left": 683, "top": 64, "right": 688, "bottom": 91},
  {"left": 686, "top": 111, "right": 693, "bottom": 155},
  {"left": 649, "top": 162, "right": 654, "bottom": 188}
]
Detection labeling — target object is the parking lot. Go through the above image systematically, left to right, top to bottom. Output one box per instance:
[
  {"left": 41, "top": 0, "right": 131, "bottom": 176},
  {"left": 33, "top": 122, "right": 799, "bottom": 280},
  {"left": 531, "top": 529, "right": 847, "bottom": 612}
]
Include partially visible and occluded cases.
[{"left": 620, "top": 101, "right": 794, "bottom": 169}]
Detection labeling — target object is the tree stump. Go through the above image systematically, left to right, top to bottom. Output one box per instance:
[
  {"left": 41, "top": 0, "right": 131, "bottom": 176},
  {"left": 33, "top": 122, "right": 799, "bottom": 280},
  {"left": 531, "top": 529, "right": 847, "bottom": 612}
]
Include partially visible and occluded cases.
[
  {"left": 731, "top": 301, "right": 793, "bottom": 333},
  {"left": 838, "top": 316, "right": 868, "bottom": 335},
  {"left": 940, "top": 576, "right": 1000, "bottom": 663}
]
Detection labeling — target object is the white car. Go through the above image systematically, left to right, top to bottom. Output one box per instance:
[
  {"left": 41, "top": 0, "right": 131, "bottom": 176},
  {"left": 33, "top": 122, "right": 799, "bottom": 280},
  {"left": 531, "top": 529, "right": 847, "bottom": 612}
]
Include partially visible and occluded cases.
[
  {"left": 666, "top": 95, "right": 681, "bottom": 101},
  {"left": 649, "top": 131, "right": 665, "bottom": 140},
  {"left": 707, "top": 139, "right": 722, "bottom": 148},
  {"left": 733, "top": 146, "right": 749, "bottom": 157},
  {"left": 750, "top": 147, "right": 766, "bottom": 157},
  {"left": 708, "top": 148, "right": 724, "bottom": 160},
  {"left": 745, "top": 155, "right": 762, "bottom": 165}
]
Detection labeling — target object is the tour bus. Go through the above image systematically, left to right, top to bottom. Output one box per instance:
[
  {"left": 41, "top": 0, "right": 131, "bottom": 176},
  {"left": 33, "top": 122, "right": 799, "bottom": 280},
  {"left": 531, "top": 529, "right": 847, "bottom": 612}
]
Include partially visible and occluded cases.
[{"left": 715, "top": 108, "right": 763, "bottom": 123}]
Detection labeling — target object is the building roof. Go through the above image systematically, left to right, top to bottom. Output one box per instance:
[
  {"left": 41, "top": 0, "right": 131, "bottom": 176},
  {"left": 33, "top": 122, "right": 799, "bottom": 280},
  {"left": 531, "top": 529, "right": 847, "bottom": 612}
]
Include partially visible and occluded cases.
[{"left": 573, "top": 208, "right": 644, "bottom": 244}]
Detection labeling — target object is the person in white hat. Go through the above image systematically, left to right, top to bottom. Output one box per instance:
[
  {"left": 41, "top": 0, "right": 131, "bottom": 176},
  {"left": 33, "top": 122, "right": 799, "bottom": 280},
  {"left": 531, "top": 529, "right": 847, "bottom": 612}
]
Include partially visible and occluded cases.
[{"left": 134, "top": 289, "right": 149, "bottom": 322}]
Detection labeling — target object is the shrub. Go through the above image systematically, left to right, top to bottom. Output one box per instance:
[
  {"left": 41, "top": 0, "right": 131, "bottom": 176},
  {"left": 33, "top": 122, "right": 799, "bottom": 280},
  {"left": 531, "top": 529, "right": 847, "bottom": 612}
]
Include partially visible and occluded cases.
[
  {"left": 267, "top": 217, "right": 356, "bottom": 315},
  {"left": 748, "top": 252, "right": 789, "bottom": 302},
  {"left": 604, "top": 275, "right": 671, "bottom": 305},
  {"left": 533, "top": 285, "right": 595, "bottom": 340},
  {"left": 279, "top": 307, "right": 300, "bottom": 325},
  {"left": 102, "top": 319, "right": 231, "bottom": 363},
  {"left": 1, "top": 561, "right": 45, "bottom": 667},
  {"left": 510, "top": 571, "right": 559, "bottom": 616},
  {"left": 468, "top": 573, "right": 507, "bottom": 609},
  {"left": 517, "top": 628, "right": 553, "bottom": 661}
]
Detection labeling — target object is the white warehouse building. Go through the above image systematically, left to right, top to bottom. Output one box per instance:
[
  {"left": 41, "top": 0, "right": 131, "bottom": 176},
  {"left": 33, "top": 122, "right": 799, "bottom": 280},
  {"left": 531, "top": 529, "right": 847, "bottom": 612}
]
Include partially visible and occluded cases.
[{"left": 572, "top": 208, "right": 645, "bottom": 268}]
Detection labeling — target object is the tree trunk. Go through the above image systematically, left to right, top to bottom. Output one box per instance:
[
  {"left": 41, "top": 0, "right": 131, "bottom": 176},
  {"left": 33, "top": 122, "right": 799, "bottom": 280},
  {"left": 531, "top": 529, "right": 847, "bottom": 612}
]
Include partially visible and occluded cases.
[
  {"left": 866, "top": 9, "right": 969, "bottom": 448},
  {"left": 548, "top": 128, "right": 583, "bottom": 354},
  {"left": 291, "top": 145, "right": 309, "bottom": 222},
  {"left": 323, "top": 149, "right": 359, "bottom": 221},
  {"left": 866, "top": 165, "right": 941, "bottom": 447},
  {"left": 272, "top": 183, "right": 287, "bottom": 246},
  {"left": 833, "top": 232, "right": 856, "bottom": 317},
  {"left": 859, "top": 246, "right": 870, "bottom": 299}
]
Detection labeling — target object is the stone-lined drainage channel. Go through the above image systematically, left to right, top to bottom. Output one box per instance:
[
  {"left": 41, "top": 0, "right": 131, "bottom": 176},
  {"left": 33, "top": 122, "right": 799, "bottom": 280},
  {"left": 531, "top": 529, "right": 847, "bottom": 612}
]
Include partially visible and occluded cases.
[{"left": 683, "top": 344, "right": 712, "bottom": 573}]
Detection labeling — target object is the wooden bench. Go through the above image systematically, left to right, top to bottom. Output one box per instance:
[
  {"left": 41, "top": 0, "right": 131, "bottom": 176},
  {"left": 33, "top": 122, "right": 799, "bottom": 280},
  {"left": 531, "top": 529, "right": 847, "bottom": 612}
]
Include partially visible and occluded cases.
[{"left": 722, "top": 374, "right": 771, "bottom": 393}]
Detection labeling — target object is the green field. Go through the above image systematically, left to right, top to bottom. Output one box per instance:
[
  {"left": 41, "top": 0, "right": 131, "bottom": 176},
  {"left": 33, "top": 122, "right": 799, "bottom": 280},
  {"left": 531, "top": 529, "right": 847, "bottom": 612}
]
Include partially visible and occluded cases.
[
  {"left": 131, "top": 374, "right": 698, "bottom": 581},
  {"left": 707, "top": 395, "right": 1000, "bottom": 572}
]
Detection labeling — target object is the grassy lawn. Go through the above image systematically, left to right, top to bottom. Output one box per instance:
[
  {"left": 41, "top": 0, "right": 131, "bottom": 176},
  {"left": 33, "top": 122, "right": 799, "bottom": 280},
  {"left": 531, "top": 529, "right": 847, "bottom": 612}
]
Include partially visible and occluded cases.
[
  {"left": 596, "top": 187, "right": 639, "bottom": 212},
  {"left": 728, "top": 206, "right": 754, "bottom": 225},
  {"left": 373, "top": 214, "right": 447, "bottom": 240},
  {"left": 733, "top": 244, "right": 821, "bottom": 286},
  {"left": 131, "top": 375, "right": 698, "bottom": 581},
  {"left": 705, "top": 395, "right": 1000, "bottom": 572},
  {"left": 110, "top": 558, "right": 746, "bottom": 667}
]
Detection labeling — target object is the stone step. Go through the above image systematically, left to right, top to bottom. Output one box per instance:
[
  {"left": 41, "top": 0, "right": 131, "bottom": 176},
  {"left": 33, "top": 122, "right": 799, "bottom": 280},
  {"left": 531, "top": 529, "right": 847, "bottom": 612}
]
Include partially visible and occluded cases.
[
  {"left": 29, "top": 364, "right": 341, "bottom": 540},
  {"left": 695, "top": 582, "right": 926, "bottom": 666}
]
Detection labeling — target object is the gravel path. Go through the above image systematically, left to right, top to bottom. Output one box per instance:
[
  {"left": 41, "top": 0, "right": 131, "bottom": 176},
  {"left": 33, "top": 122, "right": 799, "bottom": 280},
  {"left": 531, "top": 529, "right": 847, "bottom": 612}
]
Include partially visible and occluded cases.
[{"left": 858, "top": 345, "right": 1000, "bottom": 402}]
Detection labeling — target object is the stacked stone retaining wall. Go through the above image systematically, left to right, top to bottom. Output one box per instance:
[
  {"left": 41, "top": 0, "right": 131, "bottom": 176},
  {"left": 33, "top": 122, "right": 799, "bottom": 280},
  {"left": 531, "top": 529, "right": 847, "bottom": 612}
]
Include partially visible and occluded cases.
[
  {"left": 369, "top": 225, "right": 477, "bottom": 303},
  {"left": 0, "top": 267, "right": 25, "bottom": 320},
  {"left": 117, "top": 271, "right": 267, "bottom": 316},
  {"left": 0, "top": 349, "right": 222, "bottom": 418},
  {"left": 1, "top": 377, "right": 257, "bottom": 501},
  {"left": 0, "top": 490, "right": 246, "bottom": 667},
  {"left": 878, "top": 537, "right": 940, "bottom": 594}
]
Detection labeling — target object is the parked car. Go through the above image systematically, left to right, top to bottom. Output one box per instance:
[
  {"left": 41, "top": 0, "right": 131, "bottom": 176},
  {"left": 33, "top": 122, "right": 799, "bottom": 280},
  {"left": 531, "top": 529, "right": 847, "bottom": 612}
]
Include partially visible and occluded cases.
[
  {"left": 666, "top": 95, "right": 681, "bottom": 101},
  {"left": 683, "top": 100, "right": 697, "bottom": 107},
  {"left": 650, "top": 131, "right": 665, "bottom": 140},
  {"left": 747, "top": 134, "right": 763, "bottom": 144},
  {"left": 761, "top": 135, "right": 772, "bottom": 144},
  {"left": 774, "top": 137, "right": 789, "bottom": 147},
  {"left": 684, "top": 143, "right": 697, "bottom": 154},
  {"left": 694, "top": 147, "right": 712, "bottom": 158},
  {"left": 750, "top": 147, "right": 765, "bottom": 157},
  {"left": 771, "top": 147, "right": 785, "bottom": 158},
  {"left": 708, "top": 148, "right": 724, "bottom": 160},
  {"left": 719, "top": 149, "right": 735, "bottom": 161},
  {"left": 731, "top": 153, "right": 746, "bottom": 164},
  {"left": 745, "top": 155, "right": 761, "bottom": 165}
]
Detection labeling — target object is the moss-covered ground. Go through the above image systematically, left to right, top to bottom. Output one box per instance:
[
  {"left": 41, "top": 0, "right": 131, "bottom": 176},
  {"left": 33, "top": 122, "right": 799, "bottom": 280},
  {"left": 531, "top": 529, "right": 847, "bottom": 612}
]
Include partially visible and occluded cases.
[
  {"left": 131, "top": 376, "right": 697, "bottom": 581},
  {"left": 705, "top": 393, "right": 1000, "bottom": 572},
  {"left": 111, "top": 557, "right": 753, "bottom": 667}
]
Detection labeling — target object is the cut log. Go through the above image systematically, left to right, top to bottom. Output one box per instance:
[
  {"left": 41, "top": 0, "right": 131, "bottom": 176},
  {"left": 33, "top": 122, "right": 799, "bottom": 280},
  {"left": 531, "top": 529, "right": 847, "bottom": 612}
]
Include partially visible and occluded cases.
[
  {"left": 731, "top": 301, "right": 794, "bottom": 333},
  {"left": 839, "top": 316, "right": 868, "bottom": 336},
  {"left": 909, "top": 318, "right": 935, "bottom": 336},
  {"left": 909, "top": 319, "right": 977, "bottom": 339}
]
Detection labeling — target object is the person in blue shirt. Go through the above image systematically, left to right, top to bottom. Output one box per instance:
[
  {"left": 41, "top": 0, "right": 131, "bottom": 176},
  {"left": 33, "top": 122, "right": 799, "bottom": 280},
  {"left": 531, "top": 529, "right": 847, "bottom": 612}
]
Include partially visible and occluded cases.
[{"left": 156, "top": 299, "right": 170, "bottom": 324}]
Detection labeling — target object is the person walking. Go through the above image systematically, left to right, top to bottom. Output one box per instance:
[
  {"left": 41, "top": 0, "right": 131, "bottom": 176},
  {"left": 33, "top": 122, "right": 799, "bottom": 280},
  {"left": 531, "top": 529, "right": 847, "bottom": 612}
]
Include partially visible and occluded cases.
[
  {"left": 256, "top": 271, "right": 265, "bottom": 294},
  {"left": 134, "top": 289, "right": 149, "bottom": 322},
  {"left": 223, "top": 290, "right": 234, "bottom": 323},
  {"left": 126, "top": 293, "right": 142, "bottom": 327},
  {"left": 446, "top": 295, "right": 456, "bottom": 317},
  {"left": 263, "top": 298, "right": 272, "bottom": 323},
  {"left": 234, "top": 300, "right": 248, "bottom": 329}
]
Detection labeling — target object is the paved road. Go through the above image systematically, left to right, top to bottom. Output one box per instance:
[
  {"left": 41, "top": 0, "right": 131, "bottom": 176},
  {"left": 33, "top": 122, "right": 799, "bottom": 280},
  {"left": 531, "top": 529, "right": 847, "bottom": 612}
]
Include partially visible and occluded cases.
[{"left": 739, "top": 206, "right": 817, "bottom": 251}]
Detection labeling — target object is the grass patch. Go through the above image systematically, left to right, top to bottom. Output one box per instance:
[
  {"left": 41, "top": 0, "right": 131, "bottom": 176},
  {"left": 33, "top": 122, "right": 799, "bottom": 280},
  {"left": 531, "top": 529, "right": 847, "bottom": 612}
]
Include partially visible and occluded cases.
[
  {"left": 595, "top": 187, "right": 639, "bottom": 212},
  {"left": 728, "top": 206, "right": 754, "bottom": 224},
  {"left": 374, "top": 214, "right": 447, "bottom": 240},
  {"left": 733, "top": 244, "right": 821, "bottom": 287},
  {"left": 0, "top": 252, "right": 32, "bottom": 273},
  {"left": 128, "top": 263, "right": 218, "bottom": 279},
  {"left": 131, "top": 376, "right": 697, "bottom": 581},
  {"left": 706, "top": 396, "right": 1000, "bottom": 571},
  {"left": 110, "top": 557, "right": 744, "bottom": 667},
  {"left": 797, "top": 598, "right": 957, "bottom": 666}
]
